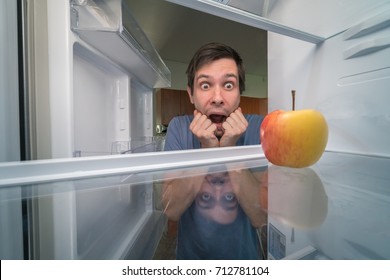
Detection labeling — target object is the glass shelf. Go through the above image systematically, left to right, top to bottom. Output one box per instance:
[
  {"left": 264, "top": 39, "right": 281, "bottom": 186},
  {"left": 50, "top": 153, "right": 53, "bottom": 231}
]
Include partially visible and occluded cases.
[{"left": 1, "top": 147, "right": 389, "bottom": 259}]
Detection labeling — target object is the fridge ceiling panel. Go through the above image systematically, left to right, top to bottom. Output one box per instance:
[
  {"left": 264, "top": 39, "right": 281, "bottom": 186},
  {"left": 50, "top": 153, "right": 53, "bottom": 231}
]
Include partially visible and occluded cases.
[
  {"left": 71, "top": 0, "right": 171, "bottom": 88},
  {"left": 166, "top": 0, "right": 390, "bottom": 43}
]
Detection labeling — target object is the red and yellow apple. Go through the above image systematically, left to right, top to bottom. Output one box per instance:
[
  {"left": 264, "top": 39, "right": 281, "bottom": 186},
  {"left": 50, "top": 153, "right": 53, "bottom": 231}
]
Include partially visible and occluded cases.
[{"left": 260, "top": 109, "right": 328, "bottom": 168}]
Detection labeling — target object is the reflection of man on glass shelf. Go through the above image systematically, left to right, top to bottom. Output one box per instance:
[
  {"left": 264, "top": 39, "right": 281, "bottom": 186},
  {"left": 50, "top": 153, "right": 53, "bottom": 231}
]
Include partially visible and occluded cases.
[
  {"left": 162, "top": 42, "right": 267, "bottom": 259},
  {"left": 196, "top": 172, "right": 239, "bottom": 225}
]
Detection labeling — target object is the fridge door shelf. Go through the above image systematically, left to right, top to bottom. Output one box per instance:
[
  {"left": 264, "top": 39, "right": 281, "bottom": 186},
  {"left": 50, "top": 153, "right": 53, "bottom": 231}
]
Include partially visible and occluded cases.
[{"left": 70, "top": 0, "right": 171, "bottom": 88}]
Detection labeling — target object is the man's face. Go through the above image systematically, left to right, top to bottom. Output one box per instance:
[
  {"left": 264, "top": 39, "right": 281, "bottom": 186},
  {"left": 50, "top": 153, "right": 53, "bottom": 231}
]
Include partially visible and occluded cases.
[
  {"left": 188, "top": 58, "right": 241, "bottom": 137},
  {"left": 195, "top": 172, "right": 238, "bottom": 224}
]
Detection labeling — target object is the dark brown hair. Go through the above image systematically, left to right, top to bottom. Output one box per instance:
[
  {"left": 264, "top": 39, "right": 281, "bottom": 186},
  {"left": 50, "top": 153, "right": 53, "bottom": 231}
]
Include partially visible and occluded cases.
[{"left": 186, "top": 42, "right": 245, "bottom": 95}]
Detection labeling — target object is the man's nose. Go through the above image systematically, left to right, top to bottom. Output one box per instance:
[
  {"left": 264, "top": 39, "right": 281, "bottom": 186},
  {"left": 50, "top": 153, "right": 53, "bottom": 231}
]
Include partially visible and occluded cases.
[{"left": 211, "top": 86, "right": 224, "bottom": 105}]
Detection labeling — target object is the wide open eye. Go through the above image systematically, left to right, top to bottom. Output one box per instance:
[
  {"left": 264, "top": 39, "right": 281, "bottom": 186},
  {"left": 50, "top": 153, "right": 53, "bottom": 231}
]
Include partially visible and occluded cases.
[
  {"left": 200, "top": 82, "right": 210, "bottom": 90},
  {"left": 224, "top": 82, "right": 235, "bottom": 90},
  {"left": 196, "top": 192, "right": 215, "bottom": 209},
  {"left": 201, "top": 192, "right": 212, "bottom": 201},
  {"left": 220, "top": 192, "right": 238, "bottom": 211},
  {"left": 224, "top": 192, "right": 235, "bottom": 201}
]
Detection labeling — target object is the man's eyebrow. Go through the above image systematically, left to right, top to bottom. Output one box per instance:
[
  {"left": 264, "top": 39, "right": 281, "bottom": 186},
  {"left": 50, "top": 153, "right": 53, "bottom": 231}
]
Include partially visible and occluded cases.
[
  {"left": 196, "top": 73, "right": 238, "bottom": 80},
  {"left": 225, "top": 73, "right": 238, "bottom": 79}
]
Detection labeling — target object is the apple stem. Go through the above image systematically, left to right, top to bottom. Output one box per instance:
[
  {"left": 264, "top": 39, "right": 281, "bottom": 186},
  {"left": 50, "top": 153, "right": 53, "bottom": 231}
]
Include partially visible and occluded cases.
[{"left": 291, "top": 90, "right": 296, "bottom": 111}]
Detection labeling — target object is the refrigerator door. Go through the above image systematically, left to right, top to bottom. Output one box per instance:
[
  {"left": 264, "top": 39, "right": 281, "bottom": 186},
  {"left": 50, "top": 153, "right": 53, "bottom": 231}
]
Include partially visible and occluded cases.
[{"left": 0, "top": 145, "right": 267, "bottom": 259}]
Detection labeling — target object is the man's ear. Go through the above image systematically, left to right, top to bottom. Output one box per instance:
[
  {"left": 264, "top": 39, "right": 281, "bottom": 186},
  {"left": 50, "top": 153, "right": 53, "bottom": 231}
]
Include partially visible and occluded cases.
[{"left": 187, "top": 86, "right": 194, "bottom": 104}]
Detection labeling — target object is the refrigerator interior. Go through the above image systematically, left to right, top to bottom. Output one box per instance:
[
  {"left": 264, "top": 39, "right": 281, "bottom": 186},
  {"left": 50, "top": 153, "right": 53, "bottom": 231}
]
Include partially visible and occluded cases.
[
  {"left": 3, "top": 0, "right": 390, "bottom": 260},
  {"left": 12, "top": 0, "right": 171, "bottom": 259},
  {"left": 37, "top": 0, "right": 171, "bottom": 159},
  {"left": 163, "top": 0, "right": 390, "bottom": 260},
  {"left": 263, "top": 0, "right": 390, "bottom": 258},
  {"left": 165, "top": 1, "right": 390, "bottom": 153},
  {"left": 265, "top": 1, "right": 390, "bottom": 156},
  {"left": 164, "top": 2, "right": 390, "bottom": 156},
  {"left": 72, "top": 41, "right": 157, "bottom": 157},
  {"left": 0, "top": 146, "right": 268, "bottom": 259},
  {"left": 1, "top": 146, "right": 390, "bottom": 260},
  {"left": 267, "top": 151, "right": 390, "bottom": 260},
  {"left": 0, "top": 161, "right": 166, "bottom": 259}
]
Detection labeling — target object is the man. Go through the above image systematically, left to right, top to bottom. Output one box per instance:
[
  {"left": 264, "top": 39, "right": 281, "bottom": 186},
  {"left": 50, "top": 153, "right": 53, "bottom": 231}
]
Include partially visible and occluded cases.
[
  {"left": 162, "top": 42, "right": 267, "bottom": 259},
  {"left": 164, "top": 42, "right": 262, "bottom": 150}
]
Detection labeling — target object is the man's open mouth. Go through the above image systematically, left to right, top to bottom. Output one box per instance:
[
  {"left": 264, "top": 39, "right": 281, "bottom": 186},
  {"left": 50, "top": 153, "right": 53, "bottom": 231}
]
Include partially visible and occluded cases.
[{"left": 209, "top": 114, "right": 226, "bottom": 124}]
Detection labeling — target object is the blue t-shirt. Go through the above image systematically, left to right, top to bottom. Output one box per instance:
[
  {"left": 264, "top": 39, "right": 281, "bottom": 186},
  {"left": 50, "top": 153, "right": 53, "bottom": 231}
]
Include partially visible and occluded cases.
[
  {"left": 164, "top": 114, "right": 264, "bottom": 260},
  {"left": 177, "top": 201, "right": 260, "bottom": 260}
]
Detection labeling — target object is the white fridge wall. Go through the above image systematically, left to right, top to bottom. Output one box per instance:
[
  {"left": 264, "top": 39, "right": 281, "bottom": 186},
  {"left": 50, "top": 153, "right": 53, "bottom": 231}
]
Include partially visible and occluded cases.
[
  {"left": 25, "top": 0, "right": 163, "bottom": 259},
  {"left": 35, "top": 0, "right": 158, "bottom": 159},
  {"left": 265, "top": 0, "right": 390, "bottom": 39},
  {"left": 268, "top": 13, "right": 390, "bottom": 156},
  {"left": 73, "top": 41, "right": 154, "bottom": 156},
  {"left": 73, "top": 42, "right": 131, "bottom": 156},
  {"left": 130, "top": 81, "right": 154, "bottom": 138}
]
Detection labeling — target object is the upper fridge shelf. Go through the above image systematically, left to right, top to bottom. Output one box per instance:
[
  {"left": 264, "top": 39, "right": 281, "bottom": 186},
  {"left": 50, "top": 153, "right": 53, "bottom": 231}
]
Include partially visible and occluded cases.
[
  {"left": 70, "top": 0, "right": 171, "bottom": 88},
  {"left": 165, "top": 0, "right": 390, "bottom": 44},
  {"left": 0, "top": 145, "right": 267, "bottom": 187}
]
